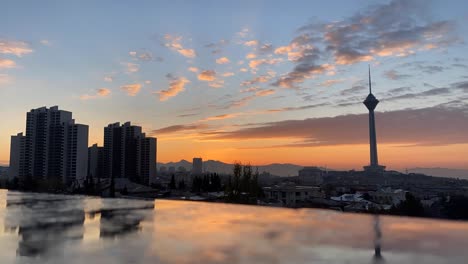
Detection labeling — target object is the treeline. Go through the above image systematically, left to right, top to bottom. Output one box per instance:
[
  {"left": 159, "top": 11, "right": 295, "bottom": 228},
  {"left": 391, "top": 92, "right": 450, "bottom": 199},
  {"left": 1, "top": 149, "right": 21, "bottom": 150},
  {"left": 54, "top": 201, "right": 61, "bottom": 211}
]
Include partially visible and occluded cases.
[
  {"left": 224, "top": 163, "right": 264, "bottom": 204},
  {"left": 191, "top": 173, "right": 222, "bottom": 192}
]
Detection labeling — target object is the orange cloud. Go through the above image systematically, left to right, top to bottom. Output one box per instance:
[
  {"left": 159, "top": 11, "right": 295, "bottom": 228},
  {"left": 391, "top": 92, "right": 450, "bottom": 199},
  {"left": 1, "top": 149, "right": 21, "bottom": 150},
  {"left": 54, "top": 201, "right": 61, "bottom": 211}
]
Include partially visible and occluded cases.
[
  {"left": 164, "top": 34, "right": 197, "bottom": 58},
  {"left": 0, "top": 40, "right": 33, "bottom": 57},
  {"left": 244, "top": 40, "right": 258, "bottom": 46},
  {"left": 178, "top": 49, "right": 196, "bottom": 58},
  {"left": 246, "top": 53, "right": 256, "bottom": 59},
  {"left": 216, "top": 57, "right": 230, "bottom": 64},
  {"left": 0, "top": 58, "right": 16, "bottom": 69},
  {"left": 248, "top": 58, "right": 282, "bottom": 69},
  {"left": 188, "top": 67, "right": 199, "bottom": 73},
  {"left": 198, "top": 70, "right": 216, "bottom": 81},
  {"left": 222, "top": 72, "right": 234, "bottom": 77},
  {"left": 157, "top": 76, "right": 190, "bottom": 101},
  {"left": 208, "top": 79, "right": 224, "bottom": 88},
  {"left": 120, "top": 83, "right": 141, "bottom": 96},
  {"left": 240, "top": 87, "right": 260, "bottom": 93},
  {"left": 80, "top": 88, "right": 111, "bottom": 100},
  {"left": 255, "top": 89, "right": 276, "bottom": 96},
  {"left": 199, "top": 113, "right": 240, "bottom": 122}
]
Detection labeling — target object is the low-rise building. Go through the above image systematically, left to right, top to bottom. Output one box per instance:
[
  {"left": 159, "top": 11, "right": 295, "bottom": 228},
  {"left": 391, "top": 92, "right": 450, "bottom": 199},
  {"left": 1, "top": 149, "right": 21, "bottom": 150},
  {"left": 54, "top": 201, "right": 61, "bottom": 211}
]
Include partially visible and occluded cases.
[{"left": 263, "top": 182, "right": 324, "bottom": 207}]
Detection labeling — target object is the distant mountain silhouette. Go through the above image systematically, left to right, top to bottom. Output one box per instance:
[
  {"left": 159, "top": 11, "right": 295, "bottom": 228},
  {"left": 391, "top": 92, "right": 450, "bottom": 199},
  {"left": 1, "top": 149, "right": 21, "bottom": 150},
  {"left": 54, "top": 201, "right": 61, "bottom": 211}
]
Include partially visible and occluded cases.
[
  {"left": 157, "top": 160, "right": 304, "bottom": 176},
  {"left": 156, "top": 161, "right": 468, "bottom": 179},
  {"left": 408, "top": 167, "right": 468, "bottom": 180}
]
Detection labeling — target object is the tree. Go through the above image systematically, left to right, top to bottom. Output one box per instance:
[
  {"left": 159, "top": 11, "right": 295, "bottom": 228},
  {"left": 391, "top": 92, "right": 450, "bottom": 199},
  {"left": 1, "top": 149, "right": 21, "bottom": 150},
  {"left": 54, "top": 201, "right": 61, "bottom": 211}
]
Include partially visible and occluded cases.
[
  {"left": 169, "top": 175, "right": 176, "bottom": 189},
  {"left": 178, "top": 180, "right": 186, "bottom": 190},
  {"left": 389, "top": 192, "right": 425, "bottom": 217},
  {"left": 444, "top": 196, "right": 468, "bottom": 220}
]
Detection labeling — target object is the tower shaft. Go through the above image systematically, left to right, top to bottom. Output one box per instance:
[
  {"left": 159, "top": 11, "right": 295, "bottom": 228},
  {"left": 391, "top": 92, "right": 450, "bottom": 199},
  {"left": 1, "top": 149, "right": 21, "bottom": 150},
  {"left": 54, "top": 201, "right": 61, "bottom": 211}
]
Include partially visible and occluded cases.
[{"left": 368, "top": 109, "right": 378, "bottom": 166}]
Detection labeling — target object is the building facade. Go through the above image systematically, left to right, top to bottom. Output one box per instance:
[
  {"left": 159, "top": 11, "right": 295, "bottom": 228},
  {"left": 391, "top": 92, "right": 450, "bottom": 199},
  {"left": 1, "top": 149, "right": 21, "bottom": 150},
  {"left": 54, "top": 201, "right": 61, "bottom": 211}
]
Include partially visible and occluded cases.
[
  {"left": 9, "top": 106, "right": 89, "bottom": 186},
  {"left": 103, "top": 122, "right": 156, "bottom": 185},
  {"left": 88, "top": 143, "right": 105, "bottom": 180},
  {"left": 192, "top": 158, "right": 203, "bottom": 176},
  {"left": 298, "top": 167, "right": 325, "bottom": 185}
]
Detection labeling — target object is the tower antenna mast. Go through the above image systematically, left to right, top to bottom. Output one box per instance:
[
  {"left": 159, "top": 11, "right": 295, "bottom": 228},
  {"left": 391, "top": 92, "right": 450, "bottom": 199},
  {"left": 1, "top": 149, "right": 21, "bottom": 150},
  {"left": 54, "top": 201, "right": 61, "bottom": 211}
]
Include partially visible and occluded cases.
[{"left": 368, "top": 64, "right": 372, "bottom": 94}]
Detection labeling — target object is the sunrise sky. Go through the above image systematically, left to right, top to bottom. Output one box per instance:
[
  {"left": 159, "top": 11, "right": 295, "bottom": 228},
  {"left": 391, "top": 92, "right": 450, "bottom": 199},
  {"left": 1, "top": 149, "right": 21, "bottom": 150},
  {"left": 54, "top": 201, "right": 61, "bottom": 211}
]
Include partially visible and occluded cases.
[{"left": 1, "top": 0, "right": 468, "bottom": 170}]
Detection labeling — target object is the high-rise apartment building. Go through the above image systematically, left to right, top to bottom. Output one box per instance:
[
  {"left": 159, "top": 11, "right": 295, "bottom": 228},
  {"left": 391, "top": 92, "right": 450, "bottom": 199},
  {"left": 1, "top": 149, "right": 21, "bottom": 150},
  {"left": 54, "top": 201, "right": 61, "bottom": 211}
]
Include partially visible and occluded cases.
[
  {"left": 9, "top": 106, "right": 89, "bottom": 185},
  {"left": 103, "top": 122, "right": 156, "bottom": 185},
  {"left": 88, "top": 143, "right": 105, "bottom": 180},
  {"left": 192, "top": 157, "right": 203, "bottom": 176}
]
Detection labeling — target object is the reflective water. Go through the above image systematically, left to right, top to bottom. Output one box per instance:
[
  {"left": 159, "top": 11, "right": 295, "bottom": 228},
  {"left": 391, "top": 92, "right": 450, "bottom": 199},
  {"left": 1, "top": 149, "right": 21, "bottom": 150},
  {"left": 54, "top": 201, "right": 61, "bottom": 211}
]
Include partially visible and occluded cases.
[{"left": 0, "top": 189, "right": 467, "bottom": 263}]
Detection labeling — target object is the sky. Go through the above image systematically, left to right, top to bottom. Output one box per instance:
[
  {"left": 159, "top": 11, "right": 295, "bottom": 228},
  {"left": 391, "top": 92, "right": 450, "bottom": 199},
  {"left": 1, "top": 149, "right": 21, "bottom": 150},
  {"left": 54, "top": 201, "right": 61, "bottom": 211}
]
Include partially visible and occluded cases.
[{"left": 1, "top": 0, "right": 468, "bottom": 170}]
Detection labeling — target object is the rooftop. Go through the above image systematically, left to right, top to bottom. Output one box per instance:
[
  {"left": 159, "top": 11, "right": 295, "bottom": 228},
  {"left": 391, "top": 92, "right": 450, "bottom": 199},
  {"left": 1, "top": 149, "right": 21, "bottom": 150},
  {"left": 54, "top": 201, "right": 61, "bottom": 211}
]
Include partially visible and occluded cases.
[{"left": 0, "top": 189, "right": 467, "bottom": 263}]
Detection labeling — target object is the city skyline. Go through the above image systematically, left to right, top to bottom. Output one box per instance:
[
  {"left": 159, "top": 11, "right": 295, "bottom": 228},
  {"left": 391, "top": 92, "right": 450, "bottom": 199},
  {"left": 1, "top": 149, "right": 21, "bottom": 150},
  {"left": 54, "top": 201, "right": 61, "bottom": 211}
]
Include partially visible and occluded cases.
[{"left": 1, "top": 0, "right": 468, "bottom": 170}]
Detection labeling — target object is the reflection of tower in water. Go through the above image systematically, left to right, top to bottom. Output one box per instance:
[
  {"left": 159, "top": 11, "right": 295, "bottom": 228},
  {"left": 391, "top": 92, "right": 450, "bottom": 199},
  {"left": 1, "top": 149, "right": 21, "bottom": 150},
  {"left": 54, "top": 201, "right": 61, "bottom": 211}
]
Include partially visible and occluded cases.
[{"left": 373, "top": 215, "right": 384, "bottom": 263}]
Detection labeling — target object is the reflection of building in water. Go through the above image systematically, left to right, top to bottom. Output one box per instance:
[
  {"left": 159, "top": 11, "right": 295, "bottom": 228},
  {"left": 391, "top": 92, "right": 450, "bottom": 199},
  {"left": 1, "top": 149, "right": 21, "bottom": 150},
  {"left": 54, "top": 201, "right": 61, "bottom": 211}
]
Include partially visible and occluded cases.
[
  {"left": 3, "top": 193, "right": 85, "bottom": 257},
  {"left": 99, "top": 208, "right": 146, "bottom": 238}
]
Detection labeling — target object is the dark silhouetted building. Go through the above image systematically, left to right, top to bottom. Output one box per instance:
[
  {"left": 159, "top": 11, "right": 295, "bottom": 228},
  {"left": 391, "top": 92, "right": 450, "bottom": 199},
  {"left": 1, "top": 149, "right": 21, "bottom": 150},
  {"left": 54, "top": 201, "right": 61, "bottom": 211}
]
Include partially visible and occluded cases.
[
  {"left": 9, "top": 106, "right": 89, "bottom": 185},
  {"left": 103, "top": 122, "right": 156, "bottom": 185},
  {"left": 88, "top": 143, "right": 104, "bottom": 179},
  {"left": 192, "top": 157, "right": 203, "bottom": 176}
]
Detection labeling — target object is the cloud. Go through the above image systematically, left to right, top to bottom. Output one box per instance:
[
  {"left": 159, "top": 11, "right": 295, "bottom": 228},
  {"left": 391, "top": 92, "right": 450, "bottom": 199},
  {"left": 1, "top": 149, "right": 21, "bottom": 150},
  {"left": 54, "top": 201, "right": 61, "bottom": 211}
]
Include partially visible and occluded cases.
[
  {"left": 272, "top": 0, "right": 458, "bottom": 87},
  {"left": 237, "top": 28, "right": 249, "bottom": 39},
  {"left": 163, "top": 34, "right": 197, "bottom": 58},
  {"left": 40, "top": 39, "right": 51, "bottom": 46},
  {"left": 0, "top": 40, "right": 33, "bottom": 57},
  {"left": 244, "top": 40, "right": 258, "bottom": 47},
  {"left": 259, "top": 43, "right": 274, "bottom": 54},
  {"left": 178, "top": 49, "right": 196, "bottom": 58},
  {"left": 129, "top": 50, "right": 160, "bottom": 61},
  {"left": 246, "top": 53, "right": 256, "bottom": 59},
  {"left": 216, "top": 57, "right": 230, "bottom": 64},
  {"left": 0, "top": 58, "right": 16, "bottom": 69},
  {"left": 249, "top": 58, "right": 282, "bottom": 69},
  {"left": 122, "top": 62, "right": 139, "bottom": 73},
  {"left": 272, "top": 64, "right": 334, "bottom": 88},
  {"left": 418, "top": 65, "right": 445, "bottom": 74},
  {"left": 188, "top": 67, "right": 199, "bottom": 73},
  {"left": 240, "top": 68, "right": 248, "bottom": 72},
  {"left": 198, "top": 70, "right": 216, "bottom": 81},
  {"left": 384, "top": 70, "right": 411, "bottom": 80},
  {"left": 222, "top": 72, "right": 235, "bottom": 77},
  {"left": 103, "top": 75, "right": 113, "bottom": 82},
  {"left": 156, "top": 75, "right": 190, "bottom": 101},
  {"left": 241, "top": 75, "right": 271, "bottom": 86},
  {"left": 208, "top": 79, "right": 224, "bottom": 88},
  {"left": 319, "top": 79, "right": 344, "bottom": 87},
  {"left": 452, "top": 81, "right": 468, "bottom": 92},
  {"left": 121, "top": 83, "right": 142, "bottom": 96},
  {"left": 340, "top": 83, "right": 367, "bottom": 96},
  {"left": 240, "top": 87, "right": 260, "bottom": 93},
  {"left": 384, "top": 87, "right": 451, "bottom": 102},
  {"left": 387, "top": 87, "right": 412, "bottom": 95},
  {"left": 80, "top": 88, "right": 111, "bottom": 100},
  {"left": 255, "top": 89, "right": 276, "bottom": 96},
  {"left": 221, "top": 95, "right": 256, "bottom": 109},
  {"left": 266, "top": 103, "right": 330, "bottom": 113},
  {"left": 204, "top": 105, "right": 468, "bottom": 147},
  {"left": 199, "top": 113, "right": 240, "bottom": 122},
  {"left": 152, "top": 123, "right": 208, "bottom": 134}
]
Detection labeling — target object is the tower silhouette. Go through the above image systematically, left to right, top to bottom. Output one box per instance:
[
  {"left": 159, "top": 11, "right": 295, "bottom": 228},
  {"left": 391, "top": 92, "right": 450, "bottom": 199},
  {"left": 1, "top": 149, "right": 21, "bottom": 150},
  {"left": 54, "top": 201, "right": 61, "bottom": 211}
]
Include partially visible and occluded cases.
[{"left": 363, "top": 66, "right": 385, "bottom": 174}]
